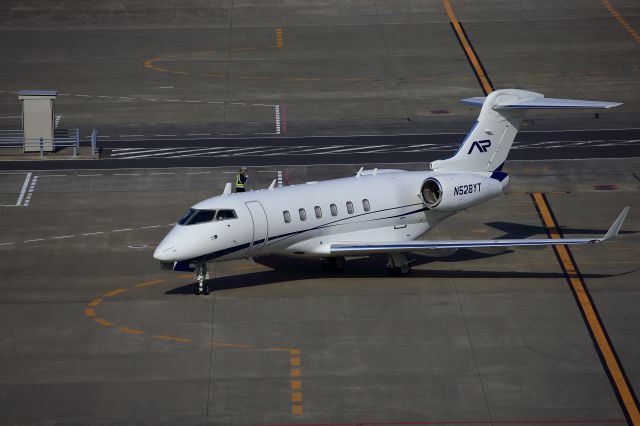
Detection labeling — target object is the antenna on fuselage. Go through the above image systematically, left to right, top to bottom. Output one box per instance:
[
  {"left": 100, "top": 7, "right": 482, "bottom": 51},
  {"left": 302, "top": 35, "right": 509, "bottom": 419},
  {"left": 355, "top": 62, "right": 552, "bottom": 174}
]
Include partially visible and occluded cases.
[{"left": 222, "top": 182, "right": 232, "bottom": 196}]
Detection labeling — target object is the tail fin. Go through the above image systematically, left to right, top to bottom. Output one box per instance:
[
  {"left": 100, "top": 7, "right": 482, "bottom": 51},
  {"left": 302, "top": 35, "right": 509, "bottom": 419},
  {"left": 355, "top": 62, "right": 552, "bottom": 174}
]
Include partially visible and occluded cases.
[{"left": 430, "top": 89, "right": 621, "bottom": 172}]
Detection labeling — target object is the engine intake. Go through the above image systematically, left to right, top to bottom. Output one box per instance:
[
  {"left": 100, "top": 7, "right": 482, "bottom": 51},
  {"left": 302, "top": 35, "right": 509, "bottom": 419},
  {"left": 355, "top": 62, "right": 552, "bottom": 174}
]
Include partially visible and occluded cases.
[{"left": 421, "top": 178, "right": 443, "bottom": 208}]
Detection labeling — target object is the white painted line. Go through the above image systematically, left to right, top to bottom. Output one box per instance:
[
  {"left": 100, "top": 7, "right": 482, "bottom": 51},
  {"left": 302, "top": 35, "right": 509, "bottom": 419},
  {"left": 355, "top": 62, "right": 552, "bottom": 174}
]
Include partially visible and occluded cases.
[
  {"left": 75, "top": 94, "right": 91, "bottom": 97},
  {"left": 98, "top": 95, "right": 113, "bottom": 99},
  {"left": 119, "top": 97, "right": 135, "bottom": 100},
  {"left": 185, "top": 100, "right": 203, "bottom": 103},
  {"left": 207, "top": 101, "right": 224, "bottom": 104},
  {"left": 275, "top": 105, "right": 281, "bottom": 135},
  {"left": 54, "top": 115, "right": 61, "bottom": 129},
  {"left": 188, "top": 133, "right": 211, "bottom": 136},
  {"left": 153, "top": 134, "right": 177, "bottom": 137},
  {"left": 97, "top": 135, "right": 110, "bottom": 138},
  {"left": 119, "top": 135, "right": 144, "bottom": 138},
  {"left": 111, "top": 147, "right": 178, "bottom": 156},
  {"left": 186, "top": 171, "right": 211, "bottom": 175},
  {"left": 16, "top": 172, "right": 32, "bottom": 207},
  {"left": 149, "top": 172, "right": 175, "bottom": 175},
  {"left": 114, "top": 173, "right": 140, "bottom": 176},
  {"left": 38, "top": 174, "right": 67, "bottom": 177},
  {"left": 78, "top": 174, "right": 103, "bottom": 177},
  {"left": 140, "top": 225, "right": 163, "bottom": 229},
  {"left": 112, "top": 228, "right": 133, "bottom": 232},
  {"left": 82, "top": 232, "right": 104, "bottom": 236},
  {"left": 52, "top": 235, "right": 74, "bottom": 239},
  {"left": 23, "top": 239, "right": 45, "bottom": 243},
  {"left": 0, "top": 242, "right": 15, "bottom": 246}
]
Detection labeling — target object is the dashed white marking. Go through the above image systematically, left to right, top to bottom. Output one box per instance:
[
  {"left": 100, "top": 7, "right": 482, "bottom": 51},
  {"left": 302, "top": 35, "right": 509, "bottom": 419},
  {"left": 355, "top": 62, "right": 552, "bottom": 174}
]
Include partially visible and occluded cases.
[
  {"left": 159, "top": 86, "right": 174, "bottom": 89},
  {"left": 75, "top": 94, "right": 91, "bottom": 98},
  {"left": 98, "top": 95, "right": 113, "bottom": 99},
  {"left": 118, "top": 97, "right": 135, "bottom": 100},
  {"left": 185, "top": 100, "right": 203, "bottom": 103},
  {"left": 207, "top": 101, "right": 224, "bottom": 104},
  {"left": 275, "top": 105, "right": 281, "bottom": 135},
  {"left": 54, "top": 115, "right": 61, "bottom": 129},
  {"left": 188, "top": 133, "right": 211, "bottom": 136},
  {"left": 153, "top": 134, "right": 177, "bottom": 137},
  {"left": 97, "top": 135, "right": 110, "bottom": 138},
  {"left": 119, "top": 135, "right": 144, "bottom": 138},
  {"left": 186, "top": 171, "right": 211, "bottom": 175},
  {"left": 16, "top": 172, "right": 32, "bottom": 206},
  {"left": 150, "top": 172, "right": 175, "bottom": 175},
  {"left": 114, "top": 173, "right": 139, "bottom": 176},
  {"left": 38, "top": 174, "right": 67, "bottom": 177},
  {"left": 78, "top": 174, "right": 103, "bottom": 177},
  {"left": 140, "top": 225, "right": 163, "bottom": 229},
  {"left": 112, "top": 228, "right": 133, "bottom": 232},
  {"left": 82, "top": 232, "right": 104, "bottom": 236},
  {"left": 52, "top": 235, "right": 75, "bottom": 239},
  {"left": 23, "top": 239, "right": 45, "bottom": 243},
  {"left": 0, "top": 242, "right": 16, "bottom": 246}
]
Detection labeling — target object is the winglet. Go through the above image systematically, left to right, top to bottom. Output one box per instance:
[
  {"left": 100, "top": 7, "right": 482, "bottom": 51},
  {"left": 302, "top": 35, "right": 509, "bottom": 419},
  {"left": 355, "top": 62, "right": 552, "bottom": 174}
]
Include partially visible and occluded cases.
[
  {"left": 268, "top": 179, "right": 277, "bottom": 190},
  {"left": 222, "top": 182, "right": 232, "bottom": 196},
  {"left": 602, "top": 207, "right": 630, "bottom": 241}
]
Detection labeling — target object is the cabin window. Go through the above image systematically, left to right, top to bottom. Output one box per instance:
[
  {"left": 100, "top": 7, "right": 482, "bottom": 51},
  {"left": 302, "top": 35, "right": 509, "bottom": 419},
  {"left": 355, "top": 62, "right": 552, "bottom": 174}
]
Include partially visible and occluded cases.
[
  {"left": 362, "top": 199, "right": 370, "bottom": 212},
  {"left": 346, "top": 201, "right": 354, "bottom": 214},
  {"left": 330, "top": 204, "right": 338, "bottom": 216},
  {"left": 315, "top": 206, "right": 322, "bottom": 219},
  {"left": 178, "top": 208, "right": 216, "bottom": 225},
  {"left": 299, "top": 208, "right": 307, "bottom": 221},
  {"left": 215, "top": 209, "right": 237, "bottom": 221},
  {"left": 283, "top": 210, "right": 291, "bottom": 223}
]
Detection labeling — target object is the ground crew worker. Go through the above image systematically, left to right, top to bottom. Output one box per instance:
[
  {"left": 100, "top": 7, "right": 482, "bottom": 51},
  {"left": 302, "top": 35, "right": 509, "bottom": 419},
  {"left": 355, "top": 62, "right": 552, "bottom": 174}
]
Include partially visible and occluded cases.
[{"left": 235, "top": 167, "right": 248, "bottom": 192}]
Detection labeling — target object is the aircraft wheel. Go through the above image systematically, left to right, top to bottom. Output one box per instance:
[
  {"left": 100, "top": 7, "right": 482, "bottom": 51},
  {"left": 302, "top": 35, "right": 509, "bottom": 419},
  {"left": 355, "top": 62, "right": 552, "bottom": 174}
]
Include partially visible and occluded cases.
[
  {"left": 322, "top": 256, "right": 346, "bottom": 271},
  {"left": 387, "top": 264, "right": 411, "bottom": 276}
]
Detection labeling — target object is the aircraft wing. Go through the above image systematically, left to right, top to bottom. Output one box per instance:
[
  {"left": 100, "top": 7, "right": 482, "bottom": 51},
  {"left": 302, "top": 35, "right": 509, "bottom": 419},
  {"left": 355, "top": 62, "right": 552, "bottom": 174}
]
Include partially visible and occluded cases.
[{"left": 330, "top": 207, "right": 629, "bottom": 256}]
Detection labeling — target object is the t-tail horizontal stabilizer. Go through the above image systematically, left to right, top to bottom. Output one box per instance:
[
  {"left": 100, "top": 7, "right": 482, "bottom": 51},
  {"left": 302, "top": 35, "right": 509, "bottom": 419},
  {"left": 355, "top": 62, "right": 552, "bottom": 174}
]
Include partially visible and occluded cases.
[
  {"left": 430, "top": 89, "right": 622, "bottom": 173},
  {"left": 329, "top": 207, "right": 630, "bottom": 256}
]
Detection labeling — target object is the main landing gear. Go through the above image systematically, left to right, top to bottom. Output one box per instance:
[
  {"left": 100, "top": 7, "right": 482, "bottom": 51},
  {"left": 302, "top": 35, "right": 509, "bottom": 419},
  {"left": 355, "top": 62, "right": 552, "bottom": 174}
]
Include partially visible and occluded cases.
[
  {"left": 386, "top": 253, "right": 412, "bottom": 276},
  {"left": 322, "top": 256, "right": 346, "bottom": 271},
  {"left": 194, "top": 263, "right": 210, "bottom": 295}
]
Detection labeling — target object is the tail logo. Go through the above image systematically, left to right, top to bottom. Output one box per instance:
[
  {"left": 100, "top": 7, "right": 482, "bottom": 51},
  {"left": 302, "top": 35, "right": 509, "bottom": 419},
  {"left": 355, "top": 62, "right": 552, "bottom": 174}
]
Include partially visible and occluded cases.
[{"left": 468, "top": 139, "right": 491, "bottom": 154}]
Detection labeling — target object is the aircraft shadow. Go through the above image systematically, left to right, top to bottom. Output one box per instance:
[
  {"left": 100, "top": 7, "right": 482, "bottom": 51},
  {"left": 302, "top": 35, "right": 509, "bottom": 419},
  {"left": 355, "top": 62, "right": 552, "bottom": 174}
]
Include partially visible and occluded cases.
[
  {"left": 486, "top": 221, "right": 637, "bottom": 239},
  {"left": 164, "top": 252, "right": 633, "bottom": 295}
]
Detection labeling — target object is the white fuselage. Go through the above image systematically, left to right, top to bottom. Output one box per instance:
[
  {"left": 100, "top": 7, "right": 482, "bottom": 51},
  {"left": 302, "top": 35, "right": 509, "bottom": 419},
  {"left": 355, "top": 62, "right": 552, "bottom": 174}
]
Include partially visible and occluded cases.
[{"left": 153, "top": 169, "right": 507, "bottom": 264}]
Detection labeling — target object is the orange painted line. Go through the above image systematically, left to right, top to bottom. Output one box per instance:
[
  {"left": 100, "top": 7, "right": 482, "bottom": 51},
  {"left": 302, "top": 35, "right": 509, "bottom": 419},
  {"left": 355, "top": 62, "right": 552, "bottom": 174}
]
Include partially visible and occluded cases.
[
  {"left": 442, "top": 0, "right": 493, "bottom": 95},
  {"left": 602, "top": 0, "right": 640, "bottom": 43},
  {"left": 276, "top": 28, "right": 284, "bottom": 48},
  {"left": 200, "top": 73, "right": 224, "bottom": 78},
  {"left": 532, "top": 192, "right": 640, "bottom": 425},
  {"left": 177, "top": 273, "right": 193, "bottom": 278},
  {"left": 135, "top": 279, "right": 165, "bottom": 288},
  {"left": 103, "top": 288, "right": 127, "bottom": 297},
  {"left": 87, "top": 298, "right": 103, "bottom": 307},
  {"left": 84, "top": 308, "right": 96, "bottom": 317},
  {"left": 92, "top": 318, "right": 113, "bottom": 327},
  {"left": 118, "top": 327, "right": 144, "bottom": 335},
  {"left": 154, "top": 335, "right": 192, "bottom": 343},
  {"left": 210, "top": 341, "right": 254, "bottom": 349},
  {"left": 270, "top": 347, "right": 296, "bottom": 352},
  {"left": 288, "top": 348, "right": 300, "bottom": 355},
  {"left": 290, "top": 357, "right": 301, "bottom": 366},
  {"left": 291, "top": 368, "right": 301, "bottom": 377},
  {"left": 291, "top": 380, "right": 302, "bottom": 390},
  {"left": 292, "top": 392, "right": 303, "bottom": 402},
  {"left": 292, "top": 405, "right": 303, "bottom": 415}
]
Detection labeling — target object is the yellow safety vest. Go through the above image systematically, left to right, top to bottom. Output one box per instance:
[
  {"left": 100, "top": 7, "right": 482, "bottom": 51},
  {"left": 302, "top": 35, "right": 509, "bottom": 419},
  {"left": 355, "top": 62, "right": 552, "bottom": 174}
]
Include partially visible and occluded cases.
[{"left": 235, "top": 173, "right": 247, "bottom": 188}]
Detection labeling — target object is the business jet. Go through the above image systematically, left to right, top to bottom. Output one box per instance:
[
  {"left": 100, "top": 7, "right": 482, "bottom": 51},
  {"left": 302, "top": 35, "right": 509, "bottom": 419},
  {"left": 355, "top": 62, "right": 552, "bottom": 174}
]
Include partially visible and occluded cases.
[{"left": 154, "top": 89, "right": 630, "bottom": 294}]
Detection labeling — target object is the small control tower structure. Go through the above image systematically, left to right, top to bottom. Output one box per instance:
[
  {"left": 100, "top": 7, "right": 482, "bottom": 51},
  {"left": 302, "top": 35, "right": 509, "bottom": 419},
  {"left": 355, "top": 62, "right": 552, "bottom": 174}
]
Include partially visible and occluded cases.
[{"left": 18, "top": 90, "right": 57, "bottom": 152}]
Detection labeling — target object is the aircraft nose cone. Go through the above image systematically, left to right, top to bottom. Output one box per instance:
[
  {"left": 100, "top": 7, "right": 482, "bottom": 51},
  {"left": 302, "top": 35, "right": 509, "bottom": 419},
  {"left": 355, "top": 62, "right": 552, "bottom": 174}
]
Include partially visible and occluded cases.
[{"left": 153, "top": 242, "right": 176, "bottom": 262}]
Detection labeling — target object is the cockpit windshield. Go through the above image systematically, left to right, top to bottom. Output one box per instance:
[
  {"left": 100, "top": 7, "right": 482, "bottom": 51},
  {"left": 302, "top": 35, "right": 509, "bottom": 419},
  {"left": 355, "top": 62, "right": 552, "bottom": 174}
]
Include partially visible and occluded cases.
[
  {"left": 178, "top": 208, "right": 237, "bottom": 225},
  {"left": 178, "top": 209, "right": 216, "bottom": 225}
]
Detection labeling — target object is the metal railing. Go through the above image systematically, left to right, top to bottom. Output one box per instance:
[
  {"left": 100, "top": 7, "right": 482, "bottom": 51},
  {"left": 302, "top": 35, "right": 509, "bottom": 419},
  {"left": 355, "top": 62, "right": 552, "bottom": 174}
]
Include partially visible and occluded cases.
[{"left": 0, "top": 128, "right": 84, "bottom": 157}]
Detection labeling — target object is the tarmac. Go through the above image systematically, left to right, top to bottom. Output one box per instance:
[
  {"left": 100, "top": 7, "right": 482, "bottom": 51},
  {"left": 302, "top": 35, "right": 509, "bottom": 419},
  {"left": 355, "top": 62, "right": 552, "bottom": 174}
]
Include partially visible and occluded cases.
[
  {"left": 1, "top": 0, "right": 640, "bottom": 424},
  {"left": 0, "top": 159, "right": 638, "bottom": 425}
]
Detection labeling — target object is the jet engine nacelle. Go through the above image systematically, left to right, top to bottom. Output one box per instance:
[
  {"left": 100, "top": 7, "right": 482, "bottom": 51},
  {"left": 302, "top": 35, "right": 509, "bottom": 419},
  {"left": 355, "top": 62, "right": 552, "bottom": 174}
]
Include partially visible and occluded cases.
[{"left": 420, "top": 173, "right": 507, "bottom": 211}]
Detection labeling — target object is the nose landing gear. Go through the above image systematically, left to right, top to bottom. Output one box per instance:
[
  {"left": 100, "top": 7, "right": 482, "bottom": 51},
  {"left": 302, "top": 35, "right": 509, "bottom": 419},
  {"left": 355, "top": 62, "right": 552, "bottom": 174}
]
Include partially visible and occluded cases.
[{"left": 194, "top": 263, "right": 209, "bottom": 295}]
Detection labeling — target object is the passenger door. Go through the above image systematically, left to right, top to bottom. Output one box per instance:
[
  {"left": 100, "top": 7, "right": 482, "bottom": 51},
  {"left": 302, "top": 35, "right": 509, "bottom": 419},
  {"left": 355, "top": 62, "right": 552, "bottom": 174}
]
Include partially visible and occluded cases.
[{"left": 245, "top": 201, "right": 268, "bottom": 254}]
